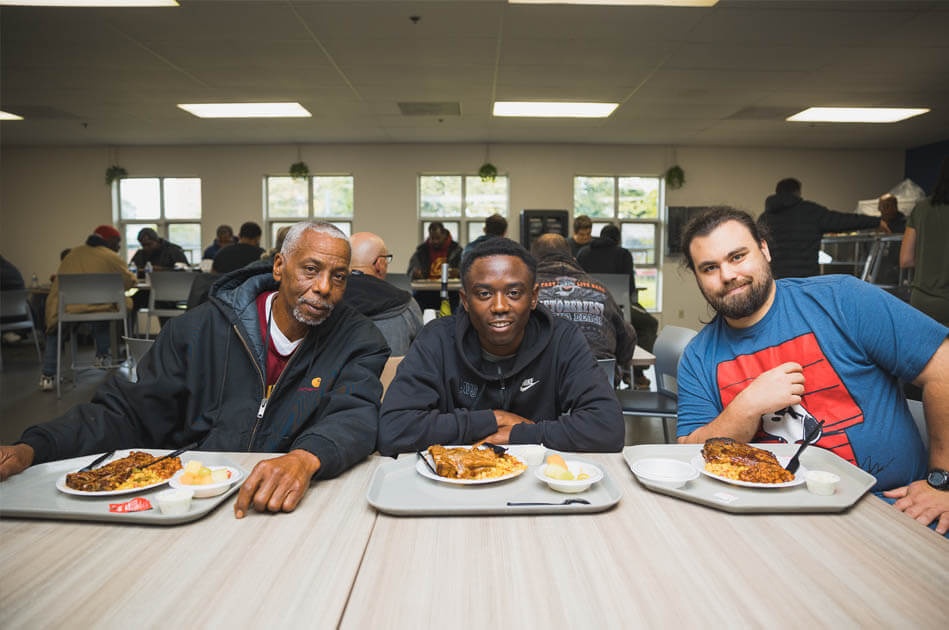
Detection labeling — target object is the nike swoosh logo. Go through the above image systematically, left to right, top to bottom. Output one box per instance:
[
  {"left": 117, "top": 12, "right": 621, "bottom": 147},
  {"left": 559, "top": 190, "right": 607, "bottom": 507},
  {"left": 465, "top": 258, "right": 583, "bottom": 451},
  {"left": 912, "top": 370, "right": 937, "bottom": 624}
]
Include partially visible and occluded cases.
[{"left": 520, "top": 379, "right": 540, "bottom": 392}]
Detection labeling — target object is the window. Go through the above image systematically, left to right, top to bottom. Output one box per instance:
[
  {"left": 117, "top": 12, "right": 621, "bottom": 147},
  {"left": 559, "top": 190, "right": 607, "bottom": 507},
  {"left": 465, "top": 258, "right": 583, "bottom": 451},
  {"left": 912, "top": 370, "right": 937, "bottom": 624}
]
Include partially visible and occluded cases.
[
  {"left": 264, "top": 175, "right": 354, "bottom": 247},
  {"left": 418, "top": 175, "right": 509, "bottom": 246},
  {"left": 573, "top": 175, "right": 663, "bottom": 311},
  {"left": 116, "top": 177, "right": 202, "bottom": 264}
]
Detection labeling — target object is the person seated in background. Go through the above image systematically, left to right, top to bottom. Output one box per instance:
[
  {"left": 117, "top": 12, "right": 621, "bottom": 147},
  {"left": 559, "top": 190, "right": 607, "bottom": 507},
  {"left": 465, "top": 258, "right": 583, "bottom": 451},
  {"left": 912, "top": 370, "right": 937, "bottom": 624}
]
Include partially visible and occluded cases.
[
  {"left": 758, "top": 177, "right": 888, "bottom": 279},
  {"left": 878, "top": 194, "right": 906, "bottom": 234},
  {"left": 674, "top": 207, "right": 949, "bottom": 536},
  {"left": 461, "top": 213, "right": 507, "bottom": 262},
  {"left": 567, "top": 214, "right": 593, "bottom": 258},
  {"left": 212, "top": 221, "right": 265, "bottom": 273},
  {"left": 407, "top": 221, "right": 462, "bottom": 280},
  {"left": 1, "top": 222, "right": 390, "bottom": 519},
  {"left": 577, "top": 223, "right": 658, "bottom": 389},
  {"left": 202, "top": 224, "right": 237, "bottom": 260},
  {"left": 38, "top": 225, "right": 137, "bottom": 391},
  {"left": 258, "top": 225, "right": 293, "bottom": 268},
  {"left": 130, "top": 227, "right": 188, "bottom": 274},
  {"left": 343, "top": 232, "right": 422, "bottom": 356},
  {"left": 532, "top": 233, "right": 636, "bottom": 385},
  {"left": 378, "top": 238, "right": 624, "bottom": 456}
]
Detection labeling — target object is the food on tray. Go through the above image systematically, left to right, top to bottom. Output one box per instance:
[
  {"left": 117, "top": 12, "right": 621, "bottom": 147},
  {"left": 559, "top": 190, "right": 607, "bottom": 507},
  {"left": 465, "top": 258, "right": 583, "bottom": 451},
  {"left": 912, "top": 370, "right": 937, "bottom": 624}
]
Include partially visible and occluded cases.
[
  {"left": 701, "top": 438, "right": 793, "bottom": 484},
  {"left": 428, "top": 445, "right": 526, "bottom": 480},
  {"left": 65, "top": 451, "right": 182, "bottom": 492},
  {"left": 545, "top": 453, "right": 574, "bottom": 480},
  {"left": 179, "top": 460, "right": 231, "bottom": 485}
]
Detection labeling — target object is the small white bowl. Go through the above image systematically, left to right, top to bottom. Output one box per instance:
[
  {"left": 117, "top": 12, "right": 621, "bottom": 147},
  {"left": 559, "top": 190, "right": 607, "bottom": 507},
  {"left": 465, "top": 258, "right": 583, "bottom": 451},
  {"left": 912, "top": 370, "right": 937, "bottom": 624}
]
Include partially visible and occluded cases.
[
  {"left": 512, "top": 444, "right": 547, "bottom": 467},
  {"left": 630, "top": 458, "right": 699, "bottom": 489},
  {"left": 535, "top": 460, "right": 603, "bottom": 494},
  {"left": 169, "top": 465, "right": 242, "bottom": 498},
  {"left": 805, "top": 470, "right": 840, "bottom": 496},
  {"left": 154, "top": 488, "right": 194, "bottom": 515}
]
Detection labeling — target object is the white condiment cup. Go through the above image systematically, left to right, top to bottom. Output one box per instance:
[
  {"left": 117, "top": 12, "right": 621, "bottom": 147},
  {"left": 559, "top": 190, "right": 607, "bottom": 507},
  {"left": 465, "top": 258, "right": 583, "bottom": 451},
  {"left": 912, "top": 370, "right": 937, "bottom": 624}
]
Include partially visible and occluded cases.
[
  {"left": 515, "top": 445, "right": 547, "bottom": 467},
  {"left": 805, "top": 470, "right": 840, "bottom": 495},
  {"left": 155, "top": 488, "right": 194, "bottom": 515}
]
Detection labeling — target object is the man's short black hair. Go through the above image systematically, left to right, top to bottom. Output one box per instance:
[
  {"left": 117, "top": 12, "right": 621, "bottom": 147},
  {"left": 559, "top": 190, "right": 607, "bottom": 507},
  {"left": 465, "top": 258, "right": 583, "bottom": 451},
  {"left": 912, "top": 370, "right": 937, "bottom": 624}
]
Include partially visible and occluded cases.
[
  {"left": 775, "top": 178, "right": 801, "bottom": 195},
  {"left": 680, "top": 207, "right": 769, "bottom": 271},
  {"left": 484, "top": 214, "right": 507, "bottom": 237},
  {"left": 239, "top": 221, "right": 262, "bottom": 239},
  {"left": 428, "top": 221, "right": 446, "bottom": 235},
  {"left": 599, "top": 223, "right": 620, "bottom": 244},
  {"left": 137, "top": 227, "right": 159, "bottom": 243},
  {"left": 460, "top": 237, "right": 536, "bottom": 290}
]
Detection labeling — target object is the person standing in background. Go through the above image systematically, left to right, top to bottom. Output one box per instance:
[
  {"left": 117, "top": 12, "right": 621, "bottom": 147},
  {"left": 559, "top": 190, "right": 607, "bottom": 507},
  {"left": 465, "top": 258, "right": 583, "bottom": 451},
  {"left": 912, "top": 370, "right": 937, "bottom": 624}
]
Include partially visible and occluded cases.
[
  {"left": 901, "top": 158, "right": 949, "bottom": 326},
  {"left": 758, "top": 177, "right": 888, "bottom": 279},
  {"left": 567, "top": 215, "right": 593, "bottom": 258}
]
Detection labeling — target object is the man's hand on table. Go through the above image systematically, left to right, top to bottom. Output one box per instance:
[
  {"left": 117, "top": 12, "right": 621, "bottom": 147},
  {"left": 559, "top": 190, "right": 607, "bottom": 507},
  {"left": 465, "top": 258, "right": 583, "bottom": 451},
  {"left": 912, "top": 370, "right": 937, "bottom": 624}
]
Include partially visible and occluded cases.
[
  {"left": 483, "top": 410, "right": 534, "bottom": 444},
  {"left": 0, "top": 444, "right": 34, "bottom": 481},
  {"left": 233, "top": 449, "right": 321, "bottom": 518},
  {"left": 883, "top": 481, "right": 949, "bottom": 535}
]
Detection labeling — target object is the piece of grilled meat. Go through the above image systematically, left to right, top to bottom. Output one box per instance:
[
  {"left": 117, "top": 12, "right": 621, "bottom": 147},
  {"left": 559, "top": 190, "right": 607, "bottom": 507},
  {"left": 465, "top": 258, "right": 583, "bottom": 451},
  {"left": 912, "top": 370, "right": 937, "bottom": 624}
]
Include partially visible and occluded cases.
[
  {"left": 702, "top": 437, "right": 793, "bottom": 484},
  {"left": 66, "top": 451, "right": 157, "bottom": 492}
]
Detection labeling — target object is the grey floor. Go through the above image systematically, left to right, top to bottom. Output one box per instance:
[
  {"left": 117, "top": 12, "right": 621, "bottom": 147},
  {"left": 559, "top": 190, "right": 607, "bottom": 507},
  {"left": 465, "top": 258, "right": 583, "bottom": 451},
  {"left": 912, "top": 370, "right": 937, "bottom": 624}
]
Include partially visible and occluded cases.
[{"left": 1, "top": 336, "right": 666, "bottom": 447}]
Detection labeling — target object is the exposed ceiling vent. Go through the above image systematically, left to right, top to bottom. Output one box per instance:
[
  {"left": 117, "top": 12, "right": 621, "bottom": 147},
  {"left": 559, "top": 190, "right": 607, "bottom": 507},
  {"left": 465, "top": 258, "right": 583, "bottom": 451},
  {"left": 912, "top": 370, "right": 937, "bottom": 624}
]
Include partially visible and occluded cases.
[
  {"left": 398, "top": 102, "right": 461, "bottom": 116},
  {"left": 4, "top": 105, "right": 80, "bottom": 120},
  {"left": 726, "top": 106, "right": 798, "bottom": 120}
]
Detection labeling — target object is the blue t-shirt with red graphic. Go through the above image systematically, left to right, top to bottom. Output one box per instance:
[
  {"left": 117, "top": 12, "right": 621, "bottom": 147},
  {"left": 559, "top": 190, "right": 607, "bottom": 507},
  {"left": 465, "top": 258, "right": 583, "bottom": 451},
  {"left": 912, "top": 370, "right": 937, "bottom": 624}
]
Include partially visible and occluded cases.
[{"left": 677, "top": 275, "right": 948, "bottom": 491}]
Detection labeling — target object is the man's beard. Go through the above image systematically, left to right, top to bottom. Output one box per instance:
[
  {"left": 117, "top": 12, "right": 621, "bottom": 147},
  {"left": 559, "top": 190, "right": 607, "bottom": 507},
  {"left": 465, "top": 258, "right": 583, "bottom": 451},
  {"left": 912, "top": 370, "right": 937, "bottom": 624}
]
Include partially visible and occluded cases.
[
  {"left": 703, "top": 267, "right": 773, "bottom": 320},
  {"left": 292, "top": 296, "right": 334, "bottom": 326}
]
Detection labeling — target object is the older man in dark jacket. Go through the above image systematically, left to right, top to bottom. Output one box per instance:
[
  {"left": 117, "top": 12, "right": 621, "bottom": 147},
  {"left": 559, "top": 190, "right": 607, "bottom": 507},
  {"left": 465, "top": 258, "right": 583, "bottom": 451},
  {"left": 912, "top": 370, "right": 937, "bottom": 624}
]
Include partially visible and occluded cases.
[{"left": 0, "top": 222, "right": 390, "bottom": 518}]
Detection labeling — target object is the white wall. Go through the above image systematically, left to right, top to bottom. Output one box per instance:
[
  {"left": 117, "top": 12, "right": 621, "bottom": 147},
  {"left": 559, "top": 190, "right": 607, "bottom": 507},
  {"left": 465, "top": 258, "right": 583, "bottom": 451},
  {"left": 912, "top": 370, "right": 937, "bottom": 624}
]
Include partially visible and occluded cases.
[{"left": 0, "top": 143, "right": 903, "bottom": 327}]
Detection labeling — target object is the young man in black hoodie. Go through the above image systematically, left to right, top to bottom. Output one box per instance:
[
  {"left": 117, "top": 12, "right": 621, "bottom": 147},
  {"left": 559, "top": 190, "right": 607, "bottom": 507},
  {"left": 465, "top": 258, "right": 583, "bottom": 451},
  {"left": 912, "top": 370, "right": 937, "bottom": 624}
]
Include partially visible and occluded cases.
[{"left": 378, "top": 238, "right": 624, "bottom": 455}]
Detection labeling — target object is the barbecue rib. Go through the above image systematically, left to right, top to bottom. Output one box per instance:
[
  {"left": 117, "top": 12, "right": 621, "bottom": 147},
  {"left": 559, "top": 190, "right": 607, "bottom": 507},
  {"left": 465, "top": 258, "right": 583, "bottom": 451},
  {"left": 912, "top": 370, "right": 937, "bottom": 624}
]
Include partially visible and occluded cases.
[
  {"left": 701, "top": 438, "right": 794, "bottom": 484},
  {"left": 428, "top": 445, "right": 525, "bottom": 480},
  {"left": 65, "top": 451, "right": 182, "bottom": 492}
]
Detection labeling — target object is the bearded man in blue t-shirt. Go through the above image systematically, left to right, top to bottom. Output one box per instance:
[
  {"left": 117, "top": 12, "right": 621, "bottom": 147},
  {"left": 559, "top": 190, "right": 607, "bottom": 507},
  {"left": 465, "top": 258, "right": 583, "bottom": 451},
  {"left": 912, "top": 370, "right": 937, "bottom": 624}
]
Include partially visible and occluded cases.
[{"left": 675, "top": 207, "right": 949, "bottom": 536}]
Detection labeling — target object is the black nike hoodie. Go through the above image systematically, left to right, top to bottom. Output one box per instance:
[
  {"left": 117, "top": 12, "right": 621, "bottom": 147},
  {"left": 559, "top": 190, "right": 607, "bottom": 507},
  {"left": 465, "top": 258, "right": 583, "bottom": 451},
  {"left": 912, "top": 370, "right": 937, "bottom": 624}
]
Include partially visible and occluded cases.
[{"left": 377, "top": 304, "right": 624, "bottom": 455}]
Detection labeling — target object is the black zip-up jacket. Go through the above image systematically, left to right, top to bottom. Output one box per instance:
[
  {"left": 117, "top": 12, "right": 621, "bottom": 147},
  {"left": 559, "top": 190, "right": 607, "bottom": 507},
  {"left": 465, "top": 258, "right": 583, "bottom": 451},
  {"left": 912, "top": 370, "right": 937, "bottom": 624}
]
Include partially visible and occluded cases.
[
  {"left": 759, "top": 192, "right": 881, "bottom": 279},
  {"left": 19, "top": 266, "right": 390, "bottom": 478},
  {"left": 377, "top": 304, "right": 624, "bottom": 455}
]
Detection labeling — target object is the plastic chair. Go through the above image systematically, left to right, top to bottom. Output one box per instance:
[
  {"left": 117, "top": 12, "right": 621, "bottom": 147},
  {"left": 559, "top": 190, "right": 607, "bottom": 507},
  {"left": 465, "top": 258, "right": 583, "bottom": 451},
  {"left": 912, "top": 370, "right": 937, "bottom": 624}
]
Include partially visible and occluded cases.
[
  {"left": 142, "top": 271, "right": 196, "bottom": 339},
  {"left": 56, "top": 273, "right": 129, "bottom": 398},
  {"left": 385, "top": 273, "right": 412, "bottom": 293},
  {"left": 590, "top": 273, "right": 631, "bottom": 324},
  {"left": 0, "top": 289, "right": 43, "bottom": 371},
  {"left": 616, "top": 325, "right": 697, "bottom": 443},
  {"left": 122, "top": 335, "right": 155, "bottom": 383},
  {"left": 597, "top": 358, "right": 616, "bottom": 388}
]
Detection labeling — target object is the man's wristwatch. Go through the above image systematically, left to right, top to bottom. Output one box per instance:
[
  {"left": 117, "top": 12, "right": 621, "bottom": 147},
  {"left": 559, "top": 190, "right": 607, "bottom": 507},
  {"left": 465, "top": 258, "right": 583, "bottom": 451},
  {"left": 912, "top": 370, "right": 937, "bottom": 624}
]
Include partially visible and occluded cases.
[{"left": 926, "top": 469, "right": 949, "bottom": 491}]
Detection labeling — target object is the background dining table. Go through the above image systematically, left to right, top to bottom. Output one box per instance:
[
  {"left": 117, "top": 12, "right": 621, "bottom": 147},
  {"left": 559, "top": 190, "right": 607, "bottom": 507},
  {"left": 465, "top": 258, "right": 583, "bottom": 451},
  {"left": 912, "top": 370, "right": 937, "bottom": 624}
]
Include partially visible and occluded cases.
[{"left": 1, "top": 452, "right": 946, "bottom": 629}]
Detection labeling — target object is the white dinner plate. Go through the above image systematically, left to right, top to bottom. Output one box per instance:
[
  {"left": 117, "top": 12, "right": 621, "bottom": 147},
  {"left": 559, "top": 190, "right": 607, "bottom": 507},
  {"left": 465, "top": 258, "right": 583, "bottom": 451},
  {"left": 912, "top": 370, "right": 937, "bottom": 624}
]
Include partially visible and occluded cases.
[
  {"left": 55, "top": 449, "right": 179, "bottom": 497},
  {"left": 415, "top": 449, "right": 526, "bottom": 485},
  {"left": 690, "top": 452, "right": 807, "bottom": 489}
]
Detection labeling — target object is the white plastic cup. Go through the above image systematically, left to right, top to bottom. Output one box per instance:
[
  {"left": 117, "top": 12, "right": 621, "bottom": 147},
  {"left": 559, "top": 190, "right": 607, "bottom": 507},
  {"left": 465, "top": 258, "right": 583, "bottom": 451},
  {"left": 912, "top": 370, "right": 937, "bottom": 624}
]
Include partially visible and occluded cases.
[{"left": 805, "top": 470, "right": 840, "bottom": 495}]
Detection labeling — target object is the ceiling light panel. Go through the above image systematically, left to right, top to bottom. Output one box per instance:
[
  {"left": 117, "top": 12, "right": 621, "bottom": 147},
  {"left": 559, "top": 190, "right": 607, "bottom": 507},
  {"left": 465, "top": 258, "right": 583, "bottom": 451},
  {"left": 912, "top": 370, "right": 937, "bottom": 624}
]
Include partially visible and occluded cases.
[
  {"left": 0, "top": 1, "right": 178, "bottom": 6},
  {"left": 508, "top": 1, "right": 718, "bottom": 6},
  {"left": 493, "top": 101, "right": 618, "bottom": 118},
  {"left": 177, "top": 103, "right": 312, "bottom": 119},
  {"left": 787, "top": 107, "right": 930, "bottom": 123},
  {"left": 0, "top": 111, "right": 24, "bottom": 120}
]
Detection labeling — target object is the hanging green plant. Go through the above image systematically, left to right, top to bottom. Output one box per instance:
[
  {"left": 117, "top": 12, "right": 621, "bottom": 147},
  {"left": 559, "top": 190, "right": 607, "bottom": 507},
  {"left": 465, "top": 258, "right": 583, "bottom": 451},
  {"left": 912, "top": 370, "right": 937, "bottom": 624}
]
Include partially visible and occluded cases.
[
  {"left": 289, "top": 161, "right": 310, "bottom": 180},
  {"left": 478, "top": 162, "right": 498, "bottom": 183},
  {"left": 105, "top": 165, "right": 128, "bottom": 186},
  {"left": 665, "top": 165, "right": 685, "bottom": 190}
]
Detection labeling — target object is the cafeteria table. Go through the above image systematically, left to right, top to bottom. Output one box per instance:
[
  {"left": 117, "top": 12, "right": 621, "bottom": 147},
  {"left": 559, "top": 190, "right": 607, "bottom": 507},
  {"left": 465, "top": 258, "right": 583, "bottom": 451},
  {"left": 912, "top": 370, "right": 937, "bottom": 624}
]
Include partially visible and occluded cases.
[{"left": 2, "top": 453, "right": 947, "bottom": 629}]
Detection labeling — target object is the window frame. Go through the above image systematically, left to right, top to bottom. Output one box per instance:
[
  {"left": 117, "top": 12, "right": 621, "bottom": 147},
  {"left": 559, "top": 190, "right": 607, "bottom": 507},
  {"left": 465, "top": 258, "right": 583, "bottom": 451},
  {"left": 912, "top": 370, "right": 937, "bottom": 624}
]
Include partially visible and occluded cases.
[
  {"left": 263, "top": 174, "right": 355, "bottom": 248},
  {"left": 417, "top": 174, "right": 510, "bottom": 246},
  {"left": 573, "top": 174, "right": 665, "bottom": 312},
  {"left": 113, "top": 176, "right": 203, "bottom": 264}
]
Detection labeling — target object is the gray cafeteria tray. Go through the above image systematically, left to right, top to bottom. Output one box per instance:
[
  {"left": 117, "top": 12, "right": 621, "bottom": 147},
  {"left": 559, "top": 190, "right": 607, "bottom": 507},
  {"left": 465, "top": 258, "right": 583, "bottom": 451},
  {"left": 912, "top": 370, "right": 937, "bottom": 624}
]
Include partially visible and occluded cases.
[
  {"left": 623, "top": 443, "right": 876, "bottom": 513},
  {"left": 0, "top": 450, "right": 246, "bottom": 525},
  {"left": 367, "top": 451, "right": 622, "bottom": 516}
]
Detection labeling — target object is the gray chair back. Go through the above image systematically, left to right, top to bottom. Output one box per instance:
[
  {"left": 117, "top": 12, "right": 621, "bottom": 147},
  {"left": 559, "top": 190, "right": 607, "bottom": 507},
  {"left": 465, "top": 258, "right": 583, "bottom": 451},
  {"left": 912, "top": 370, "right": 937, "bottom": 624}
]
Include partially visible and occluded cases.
[
  {"left": 148, "top": 271, "right": 197, "bottom": 309},
  {"left": 58, "top": 273, "right": 128, "bottom": 322},
  {"left": 386, "top": 273, "right": 413, "bottom": 293},
  {"left": 590, "top": 273, "right": 630, "bottom": 323},
  {"left": 0, "top": 289, "right": 43, "bottom": 369},
  {"left": 653, "top": 325, "right": 698, "bottom": 398},
  {"left": 122, "top": 335, "right": 155, "bottom": 382}
]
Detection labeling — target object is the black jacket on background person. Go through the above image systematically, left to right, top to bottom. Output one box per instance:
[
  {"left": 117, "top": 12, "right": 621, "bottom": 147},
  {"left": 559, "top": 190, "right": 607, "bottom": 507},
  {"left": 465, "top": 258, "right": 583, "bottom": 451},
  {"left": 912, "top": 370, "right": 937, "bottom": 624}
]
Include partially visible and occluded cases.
[
  {"left": 759, "top": 192, "right": 881, "bottom": 279},
  {"left": 576, "top": 235, "right": 636, "bottom": 297},
  {"left": 131, "top": 238, "right": 188, "bottom": 270},
  {"left": 535, "top": 250, "right": 636, "bottom": 369},
  {"left": 16, "top": 265, "right": 390, "bottom": 478},
  {"left": 343, "top": 271, "right": 422, "bottom": 355},
  {"left": 377, "top": 304, "right": 624, "bottom": 456}
]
